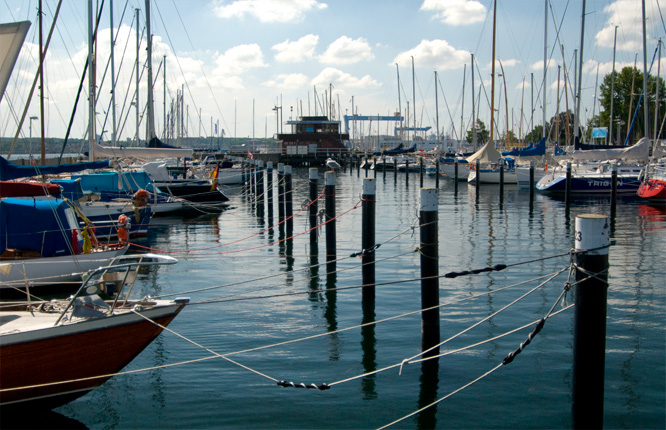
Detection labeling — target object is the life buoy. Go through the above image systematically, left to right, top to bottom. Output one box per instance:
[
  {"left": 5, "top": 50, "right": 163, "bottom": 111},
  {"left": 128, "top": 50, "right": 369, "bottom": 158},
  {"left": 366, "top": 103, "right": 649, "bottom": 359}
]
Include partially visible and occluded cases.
[
  {"left": 133, "top": 189, "right": 149, "bottom": 207},
  {"left": 117, "top": 215, "right": 129, "bottom": 244}
]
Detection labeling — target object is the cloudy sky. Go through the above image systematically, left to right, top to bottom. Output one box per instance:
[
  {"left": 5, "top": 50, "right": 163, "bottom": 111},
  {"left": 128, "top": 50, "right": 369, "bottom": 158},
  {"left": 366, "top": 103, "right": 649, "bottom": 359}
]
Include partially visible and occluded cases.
[{"left": 1, "top": 0, "right": 663, "bottom": 145}]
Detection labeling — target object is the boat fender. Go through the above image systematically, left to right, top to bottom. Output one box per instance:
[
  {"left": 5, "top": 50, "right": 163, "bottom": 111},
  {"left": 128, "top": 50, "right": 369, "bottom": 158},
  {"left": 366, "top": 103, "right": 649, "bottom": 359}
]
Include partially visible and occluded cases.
[
  {"left": 544, "top": 162, "right": 548, "bottom": 172},
  {"left": 133, "top": 189, "right": 149, "bottom": 207},
  {"left": 117, "top": 215, "right": 129, "bottom": 244},
  {"left": 72, "top": 229, "right": 80, "bottom": 254}
]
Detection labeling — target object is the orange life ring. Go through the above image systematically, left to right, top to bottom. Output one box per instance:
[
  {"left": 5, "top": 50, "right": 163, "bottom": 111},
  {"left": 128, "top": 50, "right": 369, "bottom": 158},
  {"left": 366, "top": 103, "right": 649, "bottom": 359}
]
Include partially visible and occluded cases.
[{"left": 133, "top": 189, "right": 149, "bottom": 207}]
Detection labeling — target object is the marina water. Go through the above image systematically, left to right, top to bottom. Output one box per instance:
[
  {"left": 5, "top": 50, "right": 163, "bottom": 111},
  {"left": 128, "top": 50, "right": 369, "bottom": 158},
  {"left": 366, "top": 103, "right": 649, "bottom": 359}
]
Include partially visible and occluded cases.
[{"left": 49, "top": 167, "right": 664, "bottom": 429}]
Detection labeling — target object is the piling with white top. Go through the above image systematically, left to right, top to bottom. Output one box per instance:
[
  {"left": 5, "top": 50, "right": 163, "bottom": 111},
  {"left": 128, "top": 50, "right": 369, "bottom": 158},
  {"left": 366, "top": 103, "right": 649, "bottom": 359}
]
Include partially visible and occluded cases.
[
  {"left": 309, "top": 168, "right": 318, "bottom": 249},
  {"left": 325, "top": 171, "right": 336, "bottom": 272},
  {"left": 420, "top": 188, "right": 440, "bottom": 357},
  {"left": 572, "top": 214, "right": 610, "bottom": 429}
]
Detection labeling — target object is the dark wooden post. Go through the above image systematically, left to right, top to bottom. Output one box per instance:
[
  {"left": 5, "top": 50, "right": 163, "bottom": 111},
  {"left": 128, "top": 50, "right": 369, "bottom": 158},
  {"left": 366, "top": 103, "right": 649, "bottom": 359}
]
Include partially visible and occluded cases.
[
  {"left": 393, "top": 157, "right": 397, "bottom": 182},
  {"left": 419, "top": 157, "right": 424, "bottom": 188},
  {"left": 435, "top": 157, "right": 440, "bottom": 188},
  {"left": 499, "top": 158, "right": 505, "bottom": 195},
  {"left": 454, "top": 159, "right": 459, "bottom": 181},
  {"left": 256, "top": 160, "right": 264, "bottom": 205},
  {"left": 475, "top": 160, "right": 480, "bottom": 191},
  {"left": 266, "top": 161, "right": 274, "bottom": 220},
  {"left": 529, "top": 161, "right": 535, "bottom": 201},
  {"left": 565, "top": 162, "right": 572, "bottom": 208},
  {"left": 277, "top": 163, "right": 285, "bottom": 222},
  {"left": 610, "top": 164, "right": 618, "bottom": 219},
  {"left": 285, "top": 165, "right": 293, "bottom": 232},
  {"left": 309, "top": 167, "right": 318, "bottom": 249},
  {"left": 325, "top": 171, "right": 336, "bottom": 273},
  {"left": 362, "top": 178, "right": 376, "bottom": 306},
  {"left": 420, "top": 187, "right": 440, "bottom": 357},
  {"left": 572, "top": 214, "right": 610, "bottom": 430}
]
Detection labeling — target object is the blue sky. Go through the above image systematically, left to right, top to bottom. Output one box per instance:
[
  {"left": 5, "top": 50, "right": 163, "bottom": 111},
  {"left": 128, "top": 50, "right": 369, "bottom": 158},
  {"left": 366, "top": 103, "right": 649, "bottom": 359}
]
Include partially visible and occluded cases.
[{"left": 1, "top": 0, "right": 663, "bottom": 145}]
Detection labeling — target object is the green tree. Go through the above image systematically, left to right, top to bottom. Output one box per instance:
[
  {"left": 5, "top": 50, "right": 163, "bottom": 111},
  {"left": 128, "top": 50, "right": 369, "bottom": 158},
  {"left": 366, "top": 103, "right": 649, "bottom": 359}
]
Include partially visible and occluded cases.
[
  {"left": 589, "top": 66, "right": 666, "bottom": 144},
  {"left": 466, "top": 119, "right": 489, "bottom": 144}
]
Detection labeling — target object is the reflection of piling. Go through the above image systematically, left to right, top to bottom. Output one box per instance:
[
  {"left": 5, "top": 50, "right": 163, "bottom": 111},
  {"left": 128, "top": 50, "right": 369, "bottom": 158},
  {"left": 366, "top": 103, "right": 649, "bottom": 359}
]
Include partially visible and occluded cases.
[
  {"left": 266, "top": 162, "right": 274, "bottom": 221},
  {"left": 277, "top": 163, "right": 285, "bottom": 222},
  {"left": 285, "top": 165, "right": 293, "bottom": 233},
  {"left": 309, "top": 168, "right": 318, "bottom": 250},
  {"left": 325, "top": 171, "right": 336, "bottom": 273},
  {"left": 362, "top": 178, "right": 376, "bottom": 305},
  {"left": 420, "top": 188, "right": 440, "bottom": 357},
  {"left": 572, "top": 214, "right": 610, "bottom": 430}
]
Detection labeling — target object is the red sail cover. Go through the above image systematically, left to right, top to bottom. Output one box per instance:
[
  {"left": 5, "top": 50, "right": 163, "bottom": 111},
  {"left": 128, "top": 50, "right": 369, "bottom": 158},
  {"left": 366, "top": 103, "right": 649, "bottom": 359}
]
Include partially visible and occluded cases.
[{"left": 0, "top": 181, "right": 61, "bottom": 197}]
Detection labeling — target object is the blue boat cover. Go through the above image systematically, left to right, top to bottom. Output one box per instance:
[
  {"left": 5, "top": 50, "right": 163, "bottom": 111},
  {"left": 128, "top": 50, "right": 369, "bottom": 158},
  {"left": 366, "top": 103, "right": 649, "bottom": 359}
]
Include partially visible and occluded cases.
[
  {"left": 502, "top": 138, "right": 546, "bottom": 157},
  {"left": 0, "top": 156, "right": 109, "bottom": 181},
  {"left": 70, "top": 171, "right": 157, "bottom": 193},
  {"left": 50, "top": 178, "right": 85, "bottom": 201},
  {"left": 0, "top": 198, "right": 74, "bottom": 257}
]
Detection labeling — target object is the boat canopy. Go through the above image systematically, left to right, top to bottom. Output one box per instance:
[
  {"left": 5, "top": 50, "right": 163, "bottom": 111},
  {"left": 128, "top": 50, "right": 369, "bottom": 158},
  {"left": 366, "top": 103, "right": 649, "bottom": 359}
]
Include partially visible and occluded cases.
[
  {"left": 568, "top": 137, "right": 650, "bottom": 161},
  {"left": 502, "top": 138, "right": 546, "bottom": 157},
  {"left": 466, "top": 141, "right": 502, "bottom": 163},
  {"left": 0, "top": 156, "right": 109, "bottom": 181},
  {"left": 70, "top": 171, "right": 157, "bottom": 194},
  {"left": 50, "top": 178, "right": 85, "bottom": 201},
  {"left": 0, "top": 198, "right": 76, "bottom": 257}
]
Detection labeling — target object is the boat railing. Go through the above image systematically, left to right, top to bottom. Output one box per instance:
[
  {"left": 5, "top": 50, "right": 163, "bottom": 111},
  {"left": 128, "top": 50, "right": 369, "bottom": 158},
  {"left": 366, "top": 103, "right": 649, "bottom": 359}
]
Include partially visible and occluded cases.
[{"left": 54, "top": 254, "right": 178, "bottom": 325}]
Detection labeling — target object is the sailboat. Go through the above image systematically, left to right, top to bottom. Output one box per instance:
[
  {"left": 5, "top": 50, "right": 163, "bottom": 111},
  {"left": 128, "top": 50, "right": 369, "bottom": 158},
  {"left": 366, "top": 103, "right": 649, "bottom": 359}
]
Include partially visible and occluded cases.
[{"left": 0, "top": 254, "right": 188, "bottom": 409}]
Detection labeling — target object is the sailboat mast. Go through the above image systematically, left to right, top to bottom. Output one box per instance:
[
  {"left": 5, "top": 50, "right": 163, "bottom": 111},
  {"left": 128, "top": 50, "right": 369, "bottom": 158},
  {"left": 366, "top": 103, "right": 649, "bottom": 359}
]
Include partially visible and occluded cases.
[
  {"left": 39, "top": 0, "right": 46, "bottom": 165},
  {"left": 88, "top": 0, "right": 96, "bottom": 160},
  {"left": 110, "top": 0, "right": 117, "bottom": 146},
  {"left": 145, "top": 0, "right": 156, "bottom": 142},
  {"left": 490, "top": 0, "right": 496, "bottom": 142},
  {"left": 543, "top": 0, "right": 547, "bottom": 139},
  {"left": 574, "top": 0, "right": 585, "bottom": 143},
  {"left": 642, "top": 0, "right": 650, "bottom": 140},
  {"left": 135, "top": 8, "right": 140, "bottom": 147},
  {"left": 609, "top": 25, "right": 618, "bottom": 144},
  {"left": 654, "top": 40, "right": 661, "bottom": 142},
  {"left": 471, "top": 54, "right": 476, "bottom": 146},
  {"left": 411, "top": 56, "right": 416, "bottom": 142},
  {"left": 396, "top": 63, "right": 402, "bottom": 139},
  {"left": 461, "top": 64, "right": 466, "bottom": 144},
  {"left": 435, "top": 71, "right": 440, "bottom": 144}
]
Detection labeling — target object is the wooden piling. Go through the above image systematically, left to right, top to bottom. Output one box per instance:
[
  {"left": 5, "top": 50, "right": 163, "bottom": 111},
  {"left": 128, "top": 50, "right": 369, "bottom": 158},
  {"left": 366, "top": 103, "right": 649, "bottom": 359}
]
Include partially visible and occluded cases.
[
  {"left": 419, "top": 157, "right": 424, "bottom": 188},
  {"left": 394, "top": 158, "right": 397, "bottom": 182},
  {"left": 435, "top": 158, "right": 440, "bottom": 188},
  {"left": 454, "top": 159, "right": 459, "bottom": 182},
  {"left": 499, "top": 159, "right": 505, "bottom": 195},
  {"left": 256, "top": 160, "right": 264, "bottom": 205},
  {"left": 475, "top": 160, "right": 480, "bottom": 191},
  {"left": 529, "top": 161, "right": 535, "bottom": 201},
  {"left": 266, "top": 162, "right": 274, "bottom": 219},
  {"left": 565, "top": 162, "right": 572, "bottom": 208},
  {"left": 277, "top": 163, "right": 285, "bottom": 222},
  {"left": 610, "top": 164, "right": 618, "bottom": 219},
  {"left": 285, "top": 165, "right": 293, "bottom": 232},
  {"left": 309, "top": 168, "right": 318, "bottom": 249},
  {"left": 325, "top": 171, "right": 336, "bottom": 273},
  {"left": 362, "top": 178, "right": 376, "bottom": 305},
  {"left": 420, "top": 188, "right": 440, "bottom": 357},
  {"left": 572, "top": 214, "right": 610, "bottom": 430}
]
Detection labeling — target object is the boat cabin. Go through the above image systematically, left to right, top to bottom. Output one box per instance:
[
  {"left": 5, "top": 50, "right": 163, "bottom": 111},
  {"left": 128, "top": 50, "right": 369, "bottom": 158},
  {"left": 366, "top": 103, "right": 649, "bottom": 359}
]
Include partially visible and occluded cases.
[{"left": 276, "top": 116, "right": 349, "bottom": 158}]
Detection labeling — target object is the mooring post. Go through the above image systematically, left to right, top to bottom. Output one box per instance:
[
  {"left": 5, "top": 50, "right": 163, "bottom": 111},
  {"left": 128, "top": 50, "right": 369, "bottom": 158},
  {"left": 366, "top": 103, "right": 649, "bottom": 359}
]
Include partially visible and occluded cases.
[
  {"left": 357, "top": 156, "right": 361, "bottom": 177},
  {"left": 373, "top": 156, "right": 377, "bottom": 178},
  {"left": 419, "top": 157, "right": 424, "bottom": 188},
  {"left": 435, "top": 157, "right": 440, "bottom": 188},
  {"left": 393, "top": 158, "right": 397, "bottom": 182},
  {"left": 499, "top": 158, "right": 505, "bottom": 195},
  {"left": 405, "top": 159, "right": 410, "bottom": 186},
  {"left": 454, "top": 159, "right": 459, "bottom": 181},
  {"left": 256, "top": 160, "right": 265, "bottom": 205},
  {"left": 475, "top": 160, "right": 480, "bottom": 191},
  {"left": 529, "top": 161, "right": 535, "bottom": 201},
  {"left": 266, "top": 162, "right": 274, "bottom": 220},
  {"left": 565, "top": 162, "right": 572, "bottom": 208},
  {"left": 277, "top": 163, "right": 285, "bottom": 222},
  {"left": 610, "top": 164, "right": 618, "bottom": 219},
  {"left": 285, "top": 165, "right": 293, "bottom": 232},
  {"left": 309, "top": 167, "right": 318, "bottom": 249},
  {"left": 325, "top": 171, "right": 336, "bottom": 273},
  {"left": 362, "top": 177, "right": 376, "bottom": 306},
  {"left": 420, "top": 187, "right": 440, "bottom": 357},
  {"left": 572, "top": 214, "right": 610, "bottom": 430}
]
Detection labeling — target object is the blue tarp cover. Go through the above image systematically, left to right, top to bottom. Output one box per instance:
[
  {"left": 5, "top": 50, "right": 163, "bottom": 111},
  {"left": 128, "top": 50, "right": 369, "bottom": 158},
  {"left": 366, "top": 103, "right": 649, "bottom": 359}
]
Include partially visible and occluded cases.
[
  {"left": 502, "top": 137, "right": 546, "bottom": 157},
  {"left": 0, "top": 156, "right": 109, "bottom": 181},
  {"left": 0, "top": 198, "right": 74, "bottom": 256}
]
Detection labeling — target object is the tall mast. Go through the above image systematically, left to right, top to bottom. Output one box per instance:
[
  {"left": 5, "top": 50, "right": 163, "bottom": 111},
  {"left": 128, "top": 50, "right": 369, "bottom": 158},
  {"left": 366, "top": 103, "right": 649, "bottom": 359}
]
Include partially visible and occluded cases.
[
  {"left": 39, "top": 0, "right": 46, "bottom": 164},
  {"left": 88, "top": 0, "right": 96, "bottom": 160},
  {"left": 110, "top": 0, "right": 117, "bottom": 146},
  {"left": 145, "top": 0, "right": 156, "bottom": 142},
  {"left": 490, "top": 0, "right": 497, "bottom": 141},
  {"left": 543, "top": 0, "right": 547, "bottom": 139},
  {"left": 574, "top": 0, "right": 585, "bottom": 143},
  {"left": 642, "top": 0, "right": 649, "bottom": 140},
  {"left": 135, "top": 8, "right": 140, "bottom": 147},
  {"left": 609, "top": 26, "right": 618, "bottom": 144},
  {"left": 654, "top": 40, "right": 661, "bottom": 142},
  {"left": 471, "top": 54, "right": 476, "bottom": 146},
  {"left": 163, "top": 55, "right": 166, "bottom": 142},
  {"left": 411, "top": 56, "right": 416, "bottom": 142},
  {"left": 499, "top": 59, "right": 509, "bottom": 146},
  {"left": 396, "top": 63, "right": 402, "bottom": 139},
  {"left": 461, "top": 64, "right": 466, "bottom": 144},
  {"left": 435, "top": 71, "right": 440, "bottom": 144}
]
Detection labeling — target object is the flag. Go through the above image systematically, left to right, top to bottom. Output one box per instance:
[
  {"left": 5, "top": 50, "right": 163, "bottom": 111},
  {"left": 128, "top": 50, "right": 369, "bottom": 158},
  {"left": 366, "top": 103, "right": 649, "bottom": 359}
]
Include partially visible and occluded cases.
[
  {"left": 248, "top": 149, "right": 253, "bottom": 159},
  {"left": 210, "top": 164, "right": 219, "bottom": 191}
]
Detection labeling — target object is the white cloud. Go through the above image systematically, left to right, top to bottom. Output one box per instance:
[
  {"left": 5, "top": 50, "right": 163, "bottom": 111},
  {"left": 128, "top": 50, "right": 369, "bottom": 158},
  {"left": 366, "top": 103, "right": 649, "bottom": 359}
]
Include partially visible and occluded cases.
[
  {"left": 212, "top": 0, "right": 327, "bottom": 23},
  {"left": 420, "top": 0, "right": 486, "bottom": 26},
  {"left": 595, "top": 0, "right": 647, "bottom": 52},
  {"left": 272, "top": 35, "right": 319, "bottom": 63},
  {"left": 319, "top": 36, "right": 374, "bottom": 65},
  {"left": 393, "top": 40, "right": 469, "bottom": 70},
  {"left": 212, "top": 44, "right": 267, "bottom": 76},
  {"left": 530, "top": 58, "right": 558, "bottom": 72},
  {"left": 311, "top": 67, "right": 381, "bottom": 89},
  {"left": 264, "top": 73, "right": 309, "bottom": 89}
]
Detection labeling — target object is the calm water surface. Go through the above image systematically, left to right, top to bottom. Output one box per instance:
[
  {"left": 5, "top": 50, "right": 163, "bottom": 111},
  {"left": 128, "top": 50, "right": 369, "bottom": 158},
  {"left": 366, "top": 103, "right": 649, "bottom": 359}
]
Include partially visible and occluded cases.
[{"left": 48, "top": 168, "right": 665, "bottom": 429}]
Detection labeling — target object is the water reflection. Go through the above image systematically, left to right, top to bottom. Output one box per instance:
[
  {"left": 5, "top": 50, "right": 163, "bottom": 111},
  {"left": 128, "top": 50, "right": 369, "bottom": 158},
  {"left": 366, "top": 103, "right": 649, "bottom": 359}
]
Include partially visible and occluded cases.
[
  {"left": 361, "top": 302, "right": 377, "bottom": 400},
  {"left": 417, "top": 359, "right": 440, "bottom": 429},
  {"left": 2, "top": 410, "right": 88, "bottom": 429}
]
